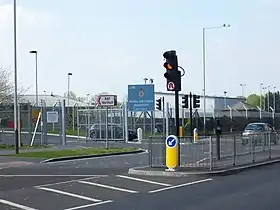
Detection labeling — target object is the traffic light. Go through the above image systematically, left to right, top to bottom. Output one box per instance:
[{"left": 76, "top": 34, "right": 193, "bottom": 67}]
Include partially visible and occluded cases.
[
  {"left": 163, "top": 50, "right": 181, "bottom": 92},
  {"left": 193, "top": 94, "right": 200, "bottom": 108},
  {"left": 182, "top": 95, "right": 189, "bottom": 108},
  {"left": 156, "top": 98, "right": 162, "bottom": 110}
]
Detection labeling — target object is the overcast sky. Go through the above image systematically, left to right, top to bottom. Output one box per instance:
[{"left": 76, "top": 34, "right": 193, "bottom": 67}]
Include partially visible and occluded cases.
[{"left": 0, "top": 0, "right": 279, "bottom": 100}]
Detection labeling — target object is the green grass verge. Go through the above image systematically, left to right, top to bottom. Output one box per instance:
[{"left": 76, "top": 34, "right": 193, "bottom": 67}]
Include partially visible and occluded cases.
[
  {"left": 47, "top": 129, "right": 86, "bottom": 136},
  {"left": 0, "top": 144, "right": 50, "bottom": 150},
  {"left": 3, "top": 147, "right": 137, "bottom": 158}
]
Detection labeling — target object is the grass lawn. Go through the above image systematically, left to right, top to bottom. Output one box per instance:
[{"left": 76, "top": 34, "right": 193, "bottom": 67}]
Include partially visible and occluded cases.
[
  {"left": 47, "top": 129, "right": 86, "bottom": 136},
  {"left": 0, "top": 144, "right": 50, "bottom": 150},
  {"left": 3, "top": 147, "right": 137, "bottom": 158}
]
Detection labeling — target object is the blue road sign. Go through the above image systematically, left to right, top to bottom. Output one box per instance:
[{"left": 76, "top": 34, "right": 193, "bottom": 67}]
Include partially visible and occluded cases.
[
  {"left": 128, "top": 84, "right": 155, "bottom": 111},
  {"left": 165, "top": 135, "right": 178, "bottom": 148}
]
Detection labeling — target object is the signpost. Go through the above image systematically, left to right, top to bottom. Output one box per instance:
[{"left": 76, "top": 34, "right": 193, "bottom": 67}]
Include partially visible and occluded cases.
[
  {"left": 167, "top": 81, "right": 175, "bottom": 91},
  {"left": 127, "top": 84, "right": 155, "bottom": 112},
  {"left": 97, "top": 94, "right": 117, "bottom": 149},
  {"left": 97, "top": 95, "right": 117, "bottom": 106},
  {"left": 46, "top": 111, "right": 59, "bottom": 123},
  {"left": 165, "top": 135, "right": 178, "bottom": 171}
]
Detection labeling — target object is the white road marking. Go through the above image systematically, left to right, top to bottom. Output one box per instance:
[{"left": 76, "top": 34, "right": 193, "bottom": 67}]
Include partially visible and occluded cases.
[
  {"left": 42, "top": 150, "right": 148, "bottom": 164},
  {"left": 196, "top": 158, "right": 208, "bottom": 164},
  {"left": 0, "top": 174, "right": 108, "bottom": 177},
  {"left": 116, "top": 175, "right": 171, "bottom": 186},
  {"left": 34, "top": 176, "right": 105, "bottom": 188},
  {"left": 148, "top": 178, "right": 213, "bottom": 194},
  {"left": 78, "top": 180, "right": 139, "bottom": 193},
  {"left": 37, "top": 187, "right": 101, "bottom": 202},
  {"left": 0, "top": 199, "right": 37, "bottom": 210},
  {"left": 64, "top": 200, "right": 113, "bottom": 210}
]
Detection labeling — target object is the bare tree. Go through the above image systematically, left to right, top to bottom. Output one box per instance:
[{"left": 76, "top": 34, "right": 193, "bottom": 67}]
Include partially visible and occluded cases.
[
  {"left": 0, "top": 66, "right": 30, "bottom": 104},
  {"left": 0, "top": 66, "right": 13, "bottom": 103}
]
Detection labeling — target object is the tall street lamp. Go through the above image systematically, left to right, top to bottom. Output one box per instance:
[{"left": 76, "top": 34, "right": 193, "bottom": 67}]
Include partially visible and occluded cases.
[
  {"left": 13, "top": 0, "right": 19, "bottom": 154},
  {"left": 202, "top": 24, "right": 230, "bottom": 135},
  {"left": 30, "top": 50, "right": 38, "bottom": 105},
  {"left": 67, "top": 72, "right": 72, "bottom": 107},
  {"left": 240, "top": 84, "right": 246, "bottom": 97}
]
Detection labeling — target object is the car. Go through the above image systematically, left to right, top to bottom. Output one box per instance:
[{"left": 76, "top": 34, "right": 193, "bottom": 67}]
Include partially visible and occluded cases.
[
  {"left": 242, "top": 122, "right": 279, "bottom": 145},
  {"left": 89, "top": 124, "right": 137, "bottom": 141}
]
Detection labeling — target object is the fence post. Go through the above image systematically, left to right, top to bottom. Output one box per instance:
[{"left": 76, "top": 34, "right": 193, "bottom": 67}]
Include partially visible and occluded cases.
[
  {"left": 61, "top": 99, "right": 66, "bottom": 146},
  {"left": 27, "top": 101, "right": 32, "bottom": 144},
  {"left": 269, "top": 133, "right": 272, "bottom": 159},
  {"left": 233, "top": 135, "right": 236, "bottom": 166},
  {"left": 148, "top": 136, "right": 152, "bottom": 167},
  {"left": 209, "top": 136, "right": 213, "bottom": 171}
]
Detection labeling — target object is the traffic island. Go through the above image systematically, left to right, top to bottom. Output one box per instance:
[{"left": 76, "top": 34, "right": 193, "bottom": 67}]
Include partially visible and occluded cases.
[
  {"left": 3, "top": 147, "right": 144, "bottom": 163},
  {"left": 128, "top": 157, "right": 280, "bottom": 177}
]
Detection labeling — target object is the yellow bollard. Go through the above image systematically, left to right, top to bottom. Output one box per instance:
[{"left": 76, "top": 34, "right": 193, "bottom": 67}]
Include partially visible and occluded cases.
[
  {"left": 179, "top": 126, "right": 183, "bottom": 137},
  {"left": 193, "top": 128, "right": 198, "bottom": 143},
  {"left": 165, "top": 135, "right": 178, "bottom": 171}
]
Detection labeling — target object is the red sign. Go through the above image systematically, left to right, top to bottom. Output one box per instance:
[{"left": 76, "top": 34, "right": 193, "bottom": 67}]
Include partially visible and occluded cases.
[{"left": 167, "top": 82, "right": 175, "bottom": 90}]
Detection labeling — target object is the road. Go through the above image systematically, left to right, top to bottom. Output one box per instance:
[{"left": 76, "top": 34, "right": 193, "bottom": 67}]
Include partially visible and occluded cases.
[{"left": 0, "top": 152, "right": 279, "bottom": 210}]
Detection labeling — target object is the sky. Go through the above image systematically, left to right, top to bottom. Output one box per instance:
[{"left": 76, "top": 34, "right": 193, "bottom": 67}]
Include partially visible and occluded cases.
[{"left": 0, "top": 0, "right": 280, "bottom": 101}]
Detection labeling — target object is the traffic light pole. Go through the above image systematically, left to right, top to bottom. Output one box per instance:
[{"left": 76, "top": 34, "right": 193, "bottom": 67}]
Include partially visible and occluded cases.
[
  {"left": 175, "top": 90, "right": 180, "bottom": 165},
  {"left": 189, "top": 92, "right": 193, "bottom": 137}
]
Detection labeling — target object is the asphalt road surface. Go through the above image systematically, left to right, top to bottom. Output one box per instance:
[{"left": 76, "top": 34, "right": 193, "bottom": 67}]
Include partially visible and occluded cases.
[{"left": 0, "top": 154, "right": 279, "bottom": 210}]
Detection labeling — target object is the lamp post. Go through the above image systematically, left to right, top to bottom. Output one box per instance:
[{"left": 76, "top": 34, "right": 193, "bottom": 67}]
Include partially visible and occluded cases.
[
  {"left": 13, "top": 0, "right": 19, "bottom": 154},
  {"left": 202, "top": 24, "right": 230, "bottom": 135},
  {"left": 29, "top": 50, "right": 38, "bottom": 106},
  {"left": 67, "top": 73, "right": 72, "bottom": 108},
  {"left": 240, "top": 84, "right": 246, "bottom": 97},
  {"left": 267, "top": 85, "right": 270, "bottom": 112},
  {"left": 274, "top": 86, "right": 276, "bottom": 112}
]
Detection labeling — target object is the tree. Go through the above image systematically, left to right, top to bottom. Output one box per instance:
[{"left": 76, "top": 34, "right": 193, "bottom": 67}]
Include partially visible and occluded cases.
[
  {"left": 0, "top": 66, "right": 29, "bottom": 104},
  {"left": 64, "top": 90, "right": 77, "bottom": 100},
  {"left": 246, "top": 94, "right": 260, "bottom": 107}
]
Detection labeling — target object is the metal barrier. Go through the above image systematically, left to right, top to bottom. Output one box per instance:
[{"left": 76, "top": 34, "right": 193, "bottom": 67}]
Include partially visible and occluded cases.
[{"left": 148, "top": 133, "right": 280, "bottom": 171}]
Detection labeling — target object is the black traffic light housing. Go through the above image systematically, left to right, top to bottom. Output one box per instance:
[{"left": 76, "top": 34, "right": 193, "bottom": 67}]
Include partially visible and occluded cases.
[
  {"left": 163, "top": 50, "right": 181, "bottom": 91},
  {"left": 193, "top": 94, "right": 200, "bottom": 108},
  {"left": 182, "top": 95, "right": 189, "bottom": 108},
  {"left": 156, "top": 98, "right": 162, "bottom": 110}
]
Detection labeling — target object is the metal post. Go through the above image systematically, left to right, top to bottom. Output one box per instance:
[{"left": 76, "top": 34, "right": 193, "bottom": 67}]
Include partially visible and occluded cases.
[
  {"left": 13, "top": 0, "right": 19, "bottom": 154},
  {"left": 202, "top": 28, "right": 207, "bottom": 137},
  {"left": 35, "top": 53, "right": 38, "bottom": 105},
  {"left": 175, "top": 90, "right": 180, "bottom": 165},
  {"left": 189, "top": 92, "right": 193, "bottom": 137},
  {"left": 162, "top": 97, "right": 165, "bottom": 136},
  {"left": 61, "top": 99, "right": 66, "bottom": 145},
  {"left": 40, "top": 100, "right": 43, "bottom": 145},
  {"left": 18, "top": 102, "right": 21, "bottom": 147},
  {"left": 27, "top": 102, "right": 32, "bottom": 144},
  {"left": 124, "top": 102, "right": 129, "bottom": 142},
  {"left": 165, "top": 102, "right": 169, "bottom": 137},
  {"left": 87, "top": 105, "right": 90, "bottom": 139},
  {"left": 105, "top": 106, "right": 109, "bottom": 149},
  {"left": 110, "top": 107, "right": 113, "bottom": 140},
  {"left": 233, "top": 135, "right": 236, "bottom": 166},
  {"left": 209, "top": 136, "right": 213, "bottom": 171}
]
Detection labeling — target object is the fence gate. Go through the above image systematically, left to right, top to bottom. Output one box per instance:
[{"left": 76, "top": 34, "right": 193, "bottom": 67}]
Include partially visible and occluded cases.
[{"left": 77, "top": 107, "right": 125, "bottom": 141}]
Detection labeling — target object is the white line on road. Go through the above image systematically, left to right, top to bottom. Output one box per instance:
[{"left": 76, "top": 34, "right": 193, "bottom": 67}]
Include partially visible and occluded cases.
[
  {"left": 42, "top": 151, "right": 148, "bottom": 164},
  {"left": 196, "top": 158, "right": 208, "bottom": 164},
  {"left": 0, "top": 174, "right": 108, "bottom": 177},
  {"left": 116, "top": 175, "right": 171, "bottom": 186},
  {"left": 34, "top": 176, "right": 105, "bottom": 188},
  {"left": 148, "top": 178, "right": 213, "bottom": 194},
  {"left": 78, "top": 180, "right": 139, "bottom": 193},
  {"left": 37, "top": 187, "right": 101, "bottom": 202},
  {"left": 0, "top": 199, "right": 37, "bottom": 210},
  {"left": 64, "top": 200, "right": 113, "bottom": 210}
]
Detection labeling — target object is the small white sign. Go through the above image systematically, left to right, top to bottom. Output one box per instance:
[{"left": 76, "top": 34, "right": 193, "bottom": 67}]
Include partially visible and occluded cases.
[
  {"left": 98, "top": 95, "right": 117, "bottom": 106},
  {"left": 47, "top": 111, "right": 59, "bottom": 123}
]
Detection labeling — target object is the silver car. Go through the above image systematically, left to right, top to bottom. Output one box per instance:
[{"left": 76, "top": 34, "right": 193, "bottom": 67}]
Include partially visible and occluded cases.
[{"left": 242, "top": 122, "right": 279, "bottom": 145}]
